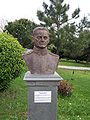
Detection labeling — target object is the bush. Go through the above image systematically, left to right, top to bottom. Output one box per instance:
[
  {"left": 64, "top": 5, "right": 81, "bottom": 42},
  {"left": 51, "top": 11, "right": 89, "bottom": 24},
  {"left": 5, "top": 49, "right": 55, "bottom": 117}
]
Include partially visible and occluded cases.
[
  {"left": 0, "top": 32, "right": 25, "bottom": 91},
  {"left": 58, "top": 80, "right": 73, "bottom": 96}
]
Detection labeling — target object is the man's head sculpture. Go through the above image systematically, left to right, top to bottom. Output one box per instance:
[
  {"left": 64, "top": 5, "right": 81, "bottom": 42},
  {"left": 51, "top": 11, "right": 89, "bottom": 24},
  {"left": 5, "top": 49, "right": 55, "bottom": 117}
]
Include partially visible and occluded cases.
[
  {"left": 22, "top": 27, "right": 59, "bottom": 74},
  {"left": 32, "top": 27, "right": 49, "bottom": 48}
]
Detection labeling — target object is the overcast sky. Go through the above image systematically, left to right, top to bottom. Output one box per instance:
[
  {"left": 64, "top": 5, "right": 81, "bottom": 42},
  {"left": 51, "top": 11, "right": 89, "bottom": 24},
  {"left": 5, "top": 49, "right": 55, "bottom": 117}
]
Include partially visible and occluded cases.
[{"left": 0, "top": 0, "right": 90, "bottom": 24}]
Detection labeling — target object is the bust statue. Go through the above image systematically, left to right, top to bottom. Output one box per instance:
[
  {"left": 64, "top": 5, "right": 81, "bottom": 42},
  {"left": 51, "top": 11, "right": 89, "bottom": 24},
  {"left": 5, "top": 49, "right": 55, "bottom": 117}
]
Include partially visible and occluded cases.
[{"left": 22, "top": 27, "right": 59, "bottom": 74}]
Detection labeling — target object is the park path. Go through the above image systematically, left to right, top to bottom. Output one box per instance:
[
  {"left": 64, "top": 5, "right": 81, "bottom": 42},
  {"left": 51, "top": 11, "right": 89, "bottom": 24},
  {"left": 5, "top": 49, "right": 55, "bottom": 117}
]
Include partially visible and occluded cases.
[{"left": 58, "top": 65, "right": 90, "bottom": 71}]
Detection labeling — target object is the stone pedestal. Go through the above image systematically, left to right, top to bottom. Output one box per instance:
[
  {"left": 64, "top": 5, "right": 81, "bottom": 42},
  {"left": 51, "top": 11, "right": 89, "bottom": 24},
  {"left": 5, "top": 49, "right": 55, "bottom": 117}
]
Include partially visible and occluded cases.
[{"left": 23, "top": 71, "right": 63, "bottom": 120}]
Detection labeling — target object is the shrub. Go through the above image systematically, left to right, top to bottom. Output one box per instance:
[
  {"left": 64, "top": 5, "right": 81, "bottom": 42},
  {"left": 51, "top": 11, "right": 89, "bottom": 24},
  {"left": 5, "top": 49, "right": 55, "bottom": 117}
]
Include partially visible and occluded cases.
[
  {"left": 0, "top": 32, "right": 25, "bottom": 91},
  {"left": 58, "top": 80, "right": 73, "bottom": 96}
]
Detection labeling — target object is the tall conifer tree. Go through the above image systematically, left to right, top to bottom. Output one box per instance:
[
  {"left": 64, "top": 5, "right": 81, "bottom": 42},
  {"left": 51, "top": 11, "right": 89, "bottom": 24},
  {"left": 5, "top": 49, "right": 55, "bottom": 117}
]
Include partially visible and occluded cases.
[{"left": 37, "top": 0, "right": 80, "bottom": 55}]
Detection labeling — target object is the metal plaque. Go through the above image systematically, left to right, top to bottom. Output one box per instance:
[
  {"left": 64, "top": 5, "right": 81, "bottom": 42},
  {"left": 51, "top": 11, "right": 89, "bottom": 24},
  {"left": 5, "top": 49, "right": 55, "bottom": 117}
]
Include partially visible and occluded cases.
[{"left": 34, "top": 91, "right": 51, "bottom": 103}]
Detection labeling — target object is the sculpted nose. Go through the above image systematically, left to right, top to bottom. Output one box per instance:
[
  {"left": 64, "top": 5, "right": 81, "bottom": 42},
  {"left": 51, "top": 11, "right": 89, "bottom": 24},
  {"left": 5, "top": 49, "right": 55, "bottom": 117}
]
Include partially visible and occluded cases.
[{"left": 41, "top": 37, "right": 44, "bottom": 42}]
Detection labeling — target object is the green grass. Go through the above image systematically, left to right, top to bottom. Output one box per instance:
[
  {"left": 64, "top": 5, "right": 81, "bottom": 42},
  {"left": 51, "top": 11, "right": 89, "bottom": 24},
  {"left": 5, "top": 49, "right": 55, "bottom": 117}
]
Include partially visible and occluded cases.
[
  {"left": 59, "top": 59, "right": 90, "bottom": 67},
  {"left": 0, "top": 68, "right": 90, "bottom": 120},
  {"left": 57, "top": 69, "right": 90, "bottom": 120},
  {"left": 0, "top": 73, "right": 28, "bottom": 120}
]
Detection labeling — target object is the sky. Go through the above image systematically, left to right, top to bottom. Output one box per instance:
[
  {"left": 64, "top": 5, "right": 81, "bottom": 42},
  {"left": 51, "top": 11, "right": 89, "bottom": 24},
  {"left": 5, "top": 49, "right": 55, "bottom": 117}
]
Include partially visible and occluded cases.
[{"left": 0, "top": 0, "right": 90, "bottom": 25}]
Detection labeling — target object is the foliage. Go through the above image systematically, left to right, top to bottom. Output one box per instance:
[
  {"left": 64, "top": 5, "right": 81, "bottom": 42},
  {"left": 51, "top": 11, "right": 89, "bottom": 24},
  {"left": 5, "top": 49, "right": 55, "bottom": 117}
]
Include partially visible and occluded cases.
[
  {"left": 37, "top": 0, "right": 80, "bottom": 55},
  {"left": 63, "top": 16, "right": 90, "bottom": 63},
  {"left": 77, "top": 16, "right": 90, "bottom": 31},
  {"left": 77, "top": 17, "right": 90, "bottom": 64},
  {"left": 78, "top": 17, "right": 90, "bottom": 64},
  {"left": 4, "top": 18, "right": 38, "bottom": 49},
  {"left": 62, "top": 24, "right": 80, "bottom": 60},
  {"left": 78, "top": 30, "right": 90, "bottom": 64},
  {"left": 0, "top": 32, "right": 25, "bottom": 90},
  {"left": 63, "top": 34, "right": 86, "bottom": 61},
  {"left": 48, "top": 44, "right": 57, "bottom": 54},
  {"left": 59, "top": 58, "right": 90, "bottom": 67},
  {"left": 58, "top": 80, "right": 73, "bottom": 96}
]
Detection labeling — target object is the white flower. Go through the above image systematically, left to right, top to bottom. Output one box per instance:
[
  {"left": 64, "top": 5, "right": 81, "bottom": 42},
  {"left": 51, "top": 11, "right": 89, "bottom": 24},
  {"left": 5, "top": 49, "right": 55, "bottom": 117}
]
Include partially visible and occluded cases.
[{"left": 69, "top": 103, "right": 71, "bottom": 105}]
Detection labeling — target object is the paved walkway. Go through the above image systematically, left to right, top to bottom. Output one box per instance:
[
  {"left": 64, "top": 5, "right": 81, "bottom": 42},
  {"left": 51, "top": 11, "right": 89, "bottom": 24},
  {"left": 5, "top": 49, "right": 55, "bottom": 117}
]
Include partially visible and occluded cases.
[{"left": 58, "top": 65, "right": 90, "bottom": 71}]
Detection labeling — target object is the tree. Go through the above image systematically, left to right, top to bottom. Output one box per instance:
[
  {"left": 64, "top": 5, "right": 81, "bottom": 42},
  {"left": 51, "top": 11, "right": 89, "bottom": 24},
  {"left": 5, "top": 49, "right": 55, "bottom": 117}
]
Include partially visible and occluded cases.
[
  {"left": 37, "top": 0, "right": 80, "bottom": 55},
  {"left": 64, "top": 16, "right": 90, "bottom": 64},
  {"left": 77, "top": 16, "right": 90, "bottom": 65},
  {"left": 4, "top": 18, "right": 38, "bottom": 49},
  {"left": 79, "top": 30, "right": 90, "bottom": 65}
]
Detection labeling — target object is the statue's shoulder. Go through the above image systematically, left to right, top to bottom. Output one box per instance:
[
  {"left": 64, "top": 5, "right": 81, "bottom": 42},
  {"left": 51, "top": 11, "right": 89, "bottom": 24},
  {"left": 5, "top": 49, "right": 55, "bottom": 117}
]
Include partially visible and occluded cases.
[
  {"left": 22, "top": 50, "right": 33, "bottom": 57},
  {"left": 48, "top": 52, "right": 59, "bottom": 59}
]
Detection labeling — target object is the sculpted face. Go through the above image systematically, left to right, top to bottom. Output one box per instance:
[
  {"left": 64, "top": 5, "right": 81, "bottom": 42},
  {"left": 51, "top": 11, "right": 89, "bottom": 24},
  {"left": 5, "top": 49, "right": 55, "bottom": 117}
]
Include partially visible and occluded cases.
[{"left": 33, "top": 29, "right": 49, "bottom": 48}]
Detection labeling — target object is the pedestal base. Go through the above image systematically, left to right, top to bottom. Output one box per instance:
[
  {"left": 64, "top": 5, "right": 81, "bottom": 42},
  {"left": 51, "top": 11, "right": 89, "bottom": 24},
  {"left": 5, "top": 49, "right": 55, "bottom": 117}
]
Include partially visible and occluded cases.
[{"left": 23, "top": 71, "right": 63, "bottom": 120}]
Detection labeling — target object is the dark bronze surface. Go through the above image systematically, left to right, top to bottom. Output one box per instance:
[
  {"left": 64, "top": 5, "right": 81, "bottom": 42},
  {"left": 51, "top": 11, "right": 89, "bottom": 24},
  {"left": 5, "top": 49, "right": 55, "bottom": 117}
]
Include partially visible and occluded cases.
[{"left": 22, "top": 27, "right": 59, "bottom": 74}]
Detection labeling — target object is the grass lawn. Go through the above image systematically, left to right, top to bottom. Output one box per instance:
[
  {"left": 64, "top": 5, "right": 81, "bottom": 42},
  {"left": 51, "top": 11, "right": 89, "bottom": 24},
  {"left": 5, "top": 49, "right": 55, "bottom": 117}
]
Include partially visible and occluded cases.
[
  {"left": 59, "top": 59, "right": 90, "bottom": 67},
  {"left": 0, "top": 68, "right": 90, "bottom": 120},
  {"left": 57, "top": 69, "right": 90, "bottom": 120},
  {"left": 0, "top": 72, "right": 28, "bottom": 120}
]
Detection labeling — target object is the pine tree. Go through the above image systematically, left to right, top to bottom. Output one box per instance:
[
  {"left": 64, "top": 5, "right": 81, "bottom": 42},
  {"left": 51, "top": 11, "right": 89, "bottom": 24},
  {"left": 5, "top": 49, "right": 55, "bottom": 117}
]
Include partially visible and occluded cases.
[
  {"left": 37, "top": 0, "right": 80, "bottom": 55},
  {"left": 77, "top": 17, "right": 90, "bottom": 65}
]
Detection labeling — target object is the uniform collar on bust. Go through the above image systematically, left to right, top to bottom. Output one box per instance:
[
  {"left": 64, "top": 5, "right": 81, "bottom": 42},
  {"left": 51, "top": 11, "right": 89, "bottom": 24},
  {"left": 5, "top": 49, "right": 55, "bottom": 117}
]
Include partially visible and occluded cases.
[{"left": 33, "top": 46, "right": 48, "bottom": 56}]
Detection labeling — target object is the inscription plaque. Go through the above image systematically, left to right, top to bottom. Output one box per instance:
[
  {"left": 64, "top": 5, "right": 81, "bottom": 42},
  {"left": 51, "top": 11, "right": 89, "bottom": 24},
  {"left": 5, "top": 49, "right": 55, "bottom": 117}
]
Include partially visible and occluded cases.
[{"left": 34, "top": 91, "right": 51, "bottom": 103}]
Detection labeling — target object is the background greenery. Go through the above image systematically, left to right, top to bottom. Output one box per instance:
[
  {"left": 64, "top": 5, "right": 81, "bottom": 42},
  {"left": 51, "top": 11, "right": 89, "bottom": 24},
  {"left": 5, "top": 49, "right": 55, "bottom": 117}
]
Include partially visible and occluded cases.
[
  {"left": 4, "top": 0, "right": 90, "bottom": 65},
  {"left": 37, "top": 0, "right": 90, "bottom": 64},
  {"left": 4, "top": 19, "right": 37, "bottom": 49},
  {"left": 0, "top": 32, "right": 25, "bottom": 90},
  {"left": 59, "top": 59, "right": 90, "bottom": 67}
]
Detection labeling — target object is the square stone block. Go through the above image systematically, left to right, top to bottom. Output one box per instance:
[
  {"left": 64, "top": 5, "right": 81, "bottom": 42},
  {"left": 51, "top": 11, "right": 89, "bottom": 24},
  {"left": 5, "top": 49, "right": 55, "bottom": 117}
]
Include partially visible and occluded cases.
[{"left": 24, "top": 71, "right": 63, "bottom": 120}]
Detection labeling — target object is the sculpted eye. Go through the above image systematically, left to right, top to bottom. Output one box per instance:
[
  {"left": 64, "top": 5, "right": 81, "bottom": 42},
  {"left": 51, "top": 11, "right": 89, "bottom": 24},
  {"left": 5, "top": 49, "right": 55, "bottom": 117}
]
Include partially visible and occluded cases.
[
  {"left": 37, "top": 36, "right": 42, "bottom": 39},
  {"left": 44, "top": 36, "right": 48, "bottom": 40}
]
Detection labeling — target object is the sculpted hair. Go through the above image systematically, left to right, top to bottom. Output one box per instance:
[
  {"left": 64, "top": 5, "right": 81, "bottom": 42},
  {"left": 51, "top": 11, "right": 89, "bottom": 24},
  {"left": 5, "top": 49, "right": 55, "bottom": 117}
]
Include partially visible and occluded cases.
[{"left": 33, "top": 27, "right": 49, "bottom": 36}]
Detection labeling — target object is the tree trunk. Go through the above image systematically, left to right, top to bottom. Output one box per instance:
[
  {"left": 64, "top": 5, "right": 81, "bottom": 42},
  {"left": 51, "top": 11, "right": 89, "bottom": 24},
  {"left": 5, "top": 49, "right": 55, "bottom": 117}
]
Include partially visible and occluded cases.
[
  {"left": 56, "top": 49, "right": 59, "bottom": 55},
  {"left": 86, "top": 53, "right": 90, "bottom": 66}
]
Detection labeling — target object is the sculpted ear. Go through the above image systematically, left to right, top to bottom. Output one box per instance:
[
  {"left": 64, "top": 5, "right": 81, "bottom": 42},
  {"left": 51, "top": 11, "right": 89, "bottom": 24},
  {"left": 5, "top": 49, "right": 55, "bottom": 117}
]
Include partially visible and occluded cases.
[
  {"left": 32, "top": 36, "right": 35, "bottom": 43},
  {"left": 48, "top": 37, "right": 50, "bottom": 41}
]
